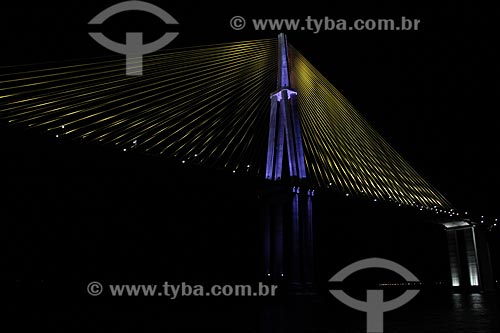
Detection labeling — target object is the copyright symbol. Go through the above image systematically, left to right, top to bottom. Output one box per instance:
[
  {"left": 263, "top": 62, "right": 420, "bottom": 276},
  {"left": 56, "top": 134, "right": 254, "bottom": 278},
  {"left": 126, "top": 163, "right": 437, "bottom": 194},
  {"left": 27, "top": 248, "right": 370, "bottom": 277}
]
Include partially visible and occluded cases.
[
  {"left": 230, "top": 16, "right": 246, "bottom": 30},
  {"left": 87, "top": 281, "right": 103, "bottom": 296}
]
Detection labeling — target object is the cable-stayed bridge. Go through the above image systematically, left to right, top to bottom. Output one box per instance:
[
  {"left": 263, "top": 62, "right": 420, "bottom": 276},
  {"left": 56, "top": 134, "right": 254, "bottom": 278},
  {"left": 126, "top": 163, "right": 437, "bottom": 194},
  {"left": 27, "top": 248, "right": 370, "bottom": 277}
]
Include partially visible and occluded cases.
[{"left": 0, "top": 34, "right": 493, "bottom": 292}]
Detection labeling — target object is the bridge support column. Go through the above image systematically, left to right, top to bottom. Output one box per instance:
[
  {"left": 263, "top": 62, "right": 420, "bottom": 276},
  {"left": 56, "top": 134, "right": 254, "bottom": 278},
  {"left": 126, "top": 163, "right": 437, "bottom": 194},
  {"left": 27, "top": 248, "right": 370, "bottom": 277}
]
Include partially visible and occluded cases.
[
  {"left": 262, "top": 33, "right": 313, "bottom": 293},
  {"left": 262, "top": 187, "right": 315, "bottom": 293},
  {"left": 290, "top": 187, "right": 314, "bottom": 292},
  {"left": 263, "top": 193, "right": 284, "bottom": 280},
  {"left": 445, "top": 224, "right": 495, "bottom": 292},
  {"left": 472, "top": 226, "right": 495, "bottom": 291},
  {"left": 446, "top": 230, "right": 463, "bottom": 288}
]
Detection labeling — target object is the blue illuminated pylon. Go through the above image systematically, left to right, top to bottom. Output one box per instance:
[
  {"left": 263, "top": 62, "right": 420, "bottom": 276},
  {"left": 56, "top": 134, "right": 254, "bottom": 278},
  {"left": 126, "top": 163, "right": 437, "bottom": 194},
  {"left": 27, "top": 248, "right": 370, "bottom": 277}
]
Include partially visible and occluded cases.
[
  {"left": 265, "top": 33, "right": 307, "bottom": 181},
  {"left": 263, "top": 34, "right": 314, "bottom": 292}
]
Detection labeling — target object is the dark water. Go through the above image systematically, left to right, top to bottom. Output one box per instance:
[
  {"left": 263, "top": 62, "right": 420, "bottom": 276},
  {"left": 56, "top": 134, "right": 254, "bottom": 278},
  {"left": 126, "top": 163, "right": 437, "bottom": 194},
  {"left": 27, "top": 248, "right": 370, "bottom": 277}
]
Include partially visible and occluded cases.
[
  {"left": 15, "top": 289, "right": 498, "bottom": 332},
  {"left": 254, "top": 292, "right": 500, "bottom": 333},
  {"left": 412, "top": 293, "right": 500, "bottom": 333}
]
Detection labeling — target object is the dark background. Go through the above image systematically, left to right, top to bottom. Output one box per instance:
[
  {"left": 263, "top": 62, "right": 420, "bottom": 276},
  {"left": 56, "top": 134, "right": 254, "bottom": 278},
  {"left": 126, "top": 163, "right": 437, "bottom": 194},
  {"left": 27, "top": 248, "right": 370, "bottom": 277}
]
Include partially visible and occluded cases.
[
  {"left": 1, "top": 0, "right": 497, "bottom": 216},
  {"left": 1, "top": 1, "right": 499, "bottom": 330}
]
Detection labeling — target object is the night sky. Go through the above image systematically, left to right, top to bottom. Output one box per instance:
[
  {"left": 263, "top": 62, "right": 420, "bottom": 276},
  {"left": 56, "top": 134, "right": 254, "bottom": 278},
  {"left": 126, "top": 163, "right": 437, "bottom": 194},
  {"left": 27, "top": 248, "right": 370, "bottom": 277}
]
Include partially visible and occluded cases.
[
  {"left": 1, "top": 0, "right": 497, "bottom": 218},
  {"left": 2, "top": 1, "right": 499, "bottom": 331}
]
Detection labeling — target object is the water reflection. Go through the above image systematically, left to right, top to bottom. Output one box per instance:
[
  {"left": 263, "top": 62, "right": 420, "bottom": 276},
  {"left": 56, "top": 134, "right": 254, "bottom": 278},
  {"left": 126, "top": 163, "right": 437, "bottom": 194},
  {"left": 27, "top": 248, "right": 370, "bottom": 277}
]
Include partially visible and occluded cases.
[{"left": 258, "top": 292, "right": 500, "bottom": 332}]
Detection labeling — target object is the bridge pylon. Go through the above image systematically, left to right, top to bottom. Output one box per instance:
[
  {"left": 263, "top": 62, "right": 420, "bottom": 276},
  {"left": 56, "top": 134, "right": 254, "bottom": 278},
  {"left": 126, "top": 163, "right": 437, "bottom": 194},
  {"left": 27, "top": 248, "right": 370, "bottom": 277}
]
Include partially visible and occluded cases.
[
  {"left": 262, "top": 34, "right": 314, "bottom": 293},
  {"left": 444, "top": 221, "right": 495, "bottom": 292}
]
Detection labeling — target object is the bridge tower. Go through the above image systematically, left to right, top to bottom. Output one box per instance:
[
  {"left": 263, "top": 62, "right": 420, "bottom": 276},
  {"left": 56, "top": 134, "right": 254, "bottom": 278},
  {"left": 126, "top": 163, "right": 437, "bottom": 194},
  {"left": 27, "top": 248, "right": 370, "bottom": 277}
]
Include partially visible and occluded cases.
[
  {"left": 262, "top": 33, "right": 314, "bottom": 292},
  {"left": 444, "top": 222, "right": 495, "bottom": 292}
]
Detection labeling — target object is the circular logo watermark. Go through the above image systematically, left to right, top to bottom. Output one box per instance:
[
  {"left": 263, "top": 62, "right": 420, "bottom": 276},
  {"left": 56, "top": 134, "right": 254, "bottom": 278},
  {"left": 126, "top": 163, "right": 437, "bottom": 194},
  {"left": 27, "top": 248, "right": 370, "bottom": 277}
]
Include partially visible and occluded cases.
[
  {"left": 88, "top": 1, "right": 179, "bottom": 76},
  {"left": 329, "top": 258, "right": 420, "bottom": 333}
]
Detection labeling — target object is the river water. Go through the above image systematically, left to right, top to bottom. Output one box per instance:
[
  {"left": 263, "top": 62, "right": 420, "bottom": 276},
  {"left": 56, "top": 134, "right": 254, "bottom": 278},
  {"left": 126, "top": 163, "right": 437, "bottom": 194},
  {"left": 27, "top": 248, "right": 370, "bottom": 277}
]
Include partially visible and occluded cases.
[{"left": 254, "top": 292, "right": 500, "bottom": 332}]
